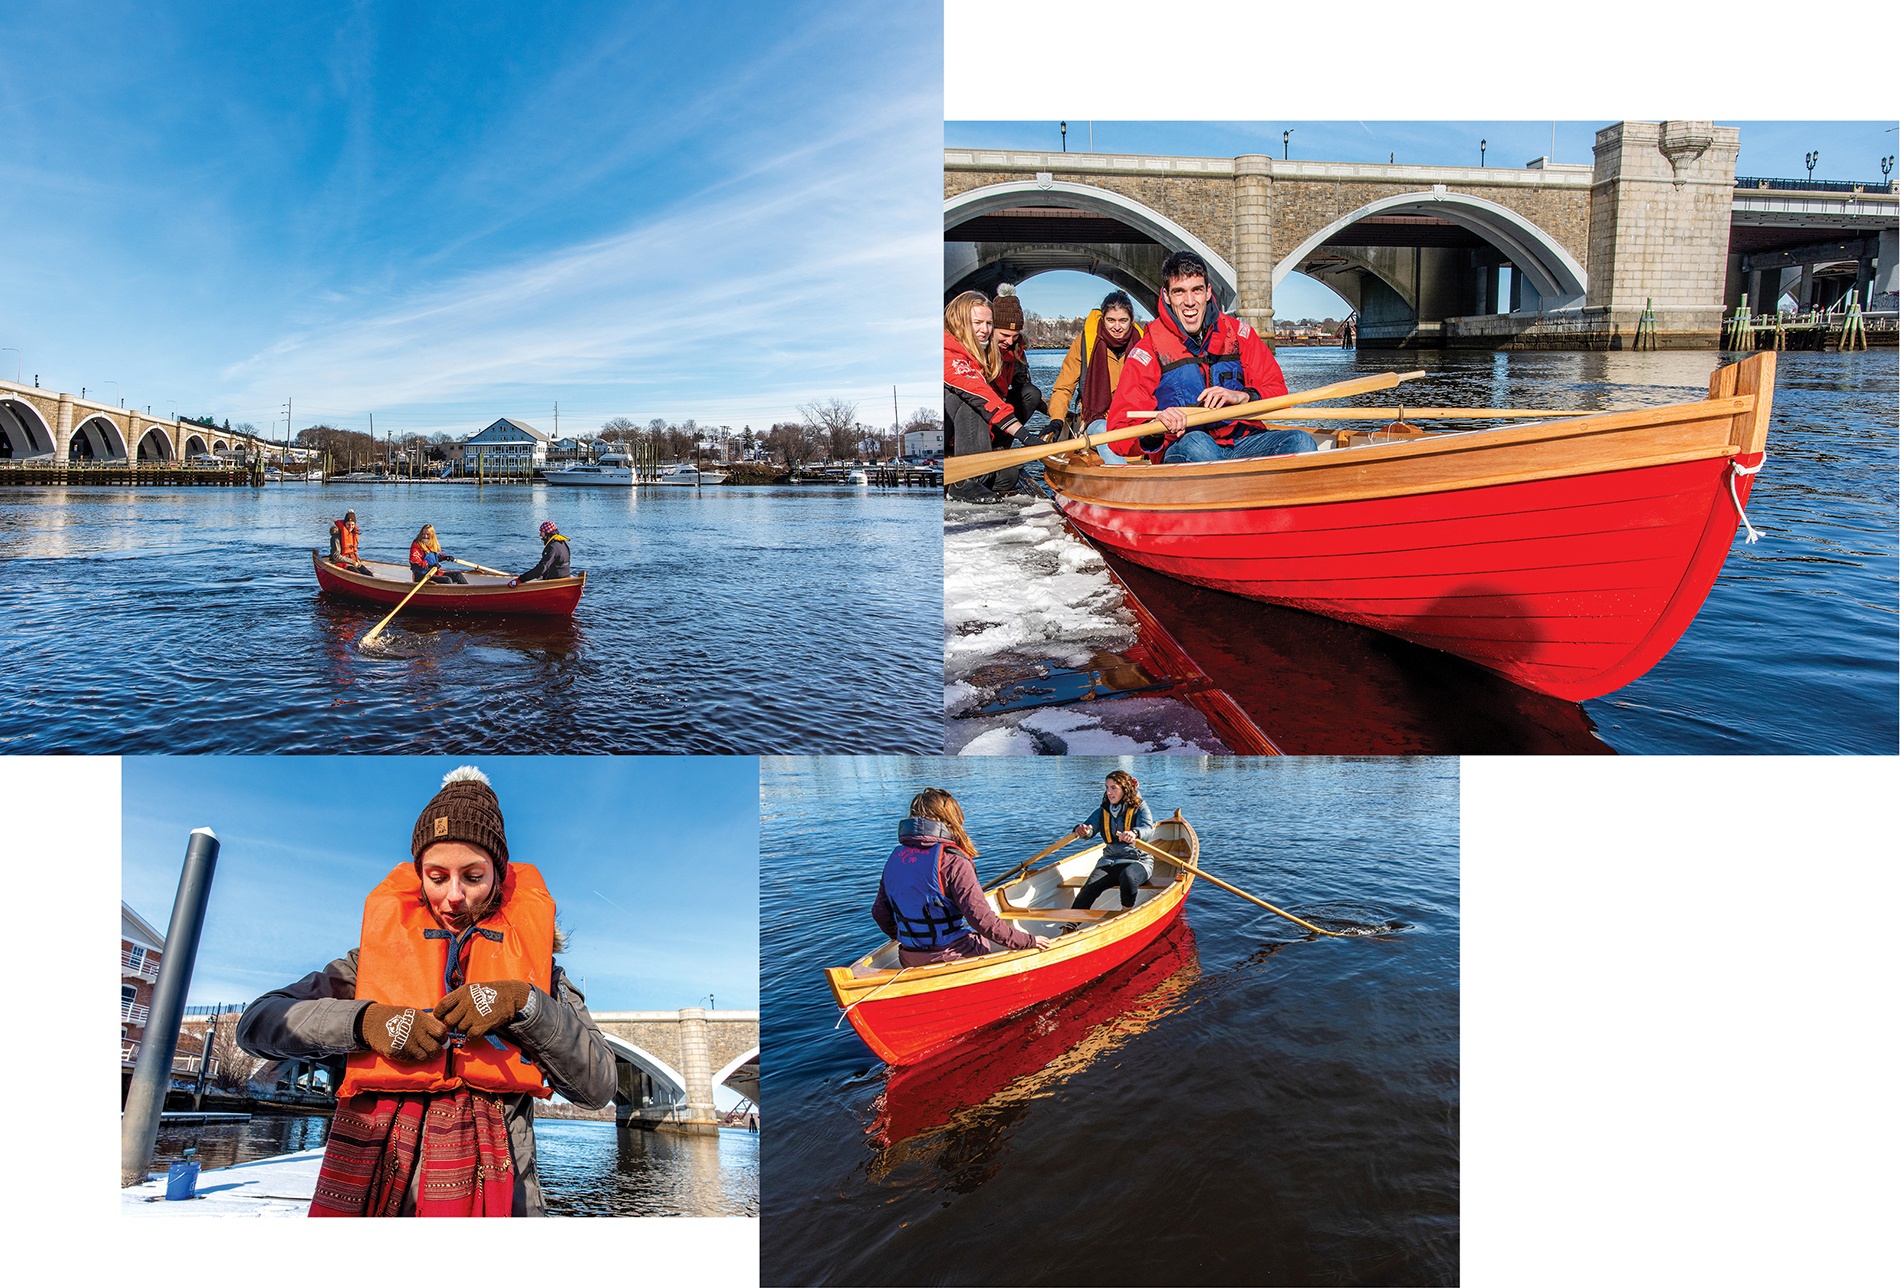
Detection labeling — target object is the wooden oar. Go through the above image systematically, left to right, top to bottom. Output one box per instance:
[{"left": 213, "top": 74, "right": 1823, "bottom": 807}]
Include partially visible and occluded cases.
[
  {"left": 943, "top": 369, "right": 1428, "bottom": 485},
  {"left": 1123, "top": 407, "right": 1594, "bottom": 421},
  {"left": 451, "top": 557, "right": 512, "bottom": 577},
  {"left": 361, "top": 566, "right": 438, "bottom": 646},
  {"left": 984, "top": 832, "right": 1082, "bottom": 894},
  {"left": 1132, "top": 838, "right": 1347, "bottom": 938}
]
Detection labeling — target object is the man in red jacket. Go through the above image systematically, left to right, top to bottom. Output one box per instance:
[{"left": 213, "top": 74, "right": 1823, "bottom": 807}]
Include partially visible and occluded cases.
[{"left": 1105, "top": 250, "right": 1316, "bottom": 464}]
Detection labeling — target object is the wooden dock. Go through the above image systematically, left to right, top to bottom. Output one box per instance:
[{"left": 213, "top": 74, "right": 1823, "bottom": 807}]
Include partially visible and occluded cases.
[{"left": 0, "top": 462, "right": 255, "bottom": 486}]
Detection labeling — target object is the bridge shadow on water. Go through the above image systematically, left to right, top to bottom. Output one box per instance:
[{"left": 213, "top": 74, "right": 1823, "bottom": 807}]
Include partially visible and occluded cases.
[{"left": 1102, "top": 550, "right": 1612, "bottom": 754}]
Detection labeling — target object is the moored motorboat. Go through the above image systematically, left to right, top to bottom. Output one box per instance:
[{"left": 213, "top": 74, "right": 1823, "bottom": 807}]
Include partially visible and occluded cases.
[
  {"left": 1044, "top": 352, "right": 1776, "bottom": 702},
  {"left": 545, "top": 452, "right": 634, "bottom": 486},
  {"left": 655, "top": 462, "right": 728, "bottom": 486},
  {"left": 311, "top": 553, "right": 585, "bottom": 617},
  {"left": 824, "top": 812, "right": 1199, "bottom": 1067}
]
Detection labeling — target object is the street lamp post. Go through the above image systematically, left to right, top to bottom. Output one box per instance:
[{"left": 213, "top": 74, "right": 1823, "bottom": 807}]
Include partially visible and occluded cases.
[
  {"left": 1060, "top": 121, "right": 1067, "bottom": 152},
  {"left": 1283, "top": 128, "right": 1293, "bottom": 160},
  {"left": 1480, "top": 139, "right": 1488, "bottom": 168},
  {"left": 1805, "top": 150, "right": 1819, "bottom": 181},
  {"left": 1882, "top": 156, "right": 1893, "bottom": 184}
]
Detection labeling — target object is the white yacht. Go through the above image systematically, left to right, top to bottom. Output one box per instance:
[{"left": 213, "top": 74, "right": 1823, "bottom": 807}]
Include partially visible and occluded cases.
[
  {"left": 546, "top": 452, "right": 635, "bottom": 486},
  {"left": 655, "top": 462, "right": 728, "bottom": 486},
  {"left": 846, "top": 468, "right": 869, "bottom": 485}
]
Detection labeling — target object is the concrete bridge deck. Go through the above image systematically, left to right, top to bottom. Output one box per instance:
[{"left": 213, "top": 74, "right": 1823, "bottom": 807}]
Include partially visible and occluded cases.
[{"left": 592, "top": 1009, "right": 759, "bottom": 1135}]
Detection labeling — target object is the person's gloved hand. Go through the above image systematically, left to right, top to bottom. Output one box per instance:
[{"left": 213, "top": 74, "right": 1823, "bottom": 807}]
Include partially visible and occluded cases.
[
  {"left": 1046, "top": 418, "right": 1066, "bottom": 436},
  {"left": 508, "top": 578, "right": 518, "bottom": 587},
  {"left": 434, "top": 979, "right": 533, "bottom": 1039},
  {"left": 360, "top": 1002, "right": 449, "bottom": 1061}
]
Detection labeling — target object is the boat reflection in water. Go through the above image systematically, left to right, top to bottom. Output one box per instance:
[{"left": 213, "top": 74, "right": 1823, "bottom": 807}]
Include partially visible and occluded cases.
[{"left": 864, "top": 918, "right": 1200, "bottom": 1191}]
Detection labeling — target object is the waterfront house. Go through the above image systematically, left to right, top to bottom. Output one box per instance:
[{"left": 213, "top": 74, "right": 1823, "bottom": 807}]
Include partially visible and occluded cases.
[
  {"left": 462, "top": 417, "right": 551, "bottom": 471},
  {"left": 121, "top": 902, "right": 164, "bottom": 1065}
]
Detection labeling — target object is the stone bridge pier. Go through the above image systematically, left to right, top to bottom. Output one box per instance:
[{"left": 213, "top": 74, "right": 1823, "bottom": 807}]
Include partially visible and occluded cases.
[{"left": 592, "top": 1009, "right": 759, "bottom": 1136}]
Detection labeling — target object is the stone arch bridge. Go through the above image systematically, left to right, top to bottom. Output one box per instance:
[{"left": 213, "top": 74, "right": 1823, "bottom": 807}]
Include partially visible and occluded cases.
[
  {"left": 948, "top": 122, "right": 1898, "bottom": 348},
  {"left": 0, "top": 378, "right": 278, "bottom": 464},
  {"left": 592, "top": 1009, "right": 759, "bottom": 1135}
]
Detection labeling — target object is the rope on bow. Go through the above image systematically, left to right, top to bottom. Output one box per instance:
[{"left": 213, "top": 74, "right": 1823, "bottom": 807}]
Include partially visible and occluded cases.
[{"left": 1729, "top": 458, "right": 1765, "bottom": 544}]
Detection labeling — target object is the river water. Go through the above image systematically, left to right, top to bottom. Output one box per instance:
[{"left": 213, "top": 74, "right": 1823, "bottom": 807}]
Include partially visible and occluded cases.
[
  {"left": 978, "top": 346, "right": 1897, "bottom": 755},
  {"left": 0, "top": 482, "right": 940, "bottom": 753},
  {"left": 761, "top": 756, "right": 1459, "bottom": 1286},
  {"left": 147, "top": 1112, "right": 758, "bottom": 1216}
]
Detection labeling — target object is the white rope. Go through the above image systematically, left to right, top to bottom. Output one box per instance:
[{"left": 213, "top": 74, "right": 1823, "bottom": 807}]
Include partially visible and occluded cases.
[
  {"left": 1728, "top": 457, "right": 1765, "bottom": 544},
  {"left": 834, "top": 966, "right": 910, "bottom": 1028}
]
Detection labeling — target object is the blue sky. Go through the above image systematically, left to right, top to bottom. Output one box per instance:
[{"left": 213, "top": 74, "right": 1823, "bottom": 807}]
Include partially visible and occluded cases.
[
  {"left": 3, "top": 2, "right": 939, "bottom": 438},
  {"left": 946, "top": 120, "right": 1899, "bottom": 321},
  {"left": 122, "top": 757, "right": 759, "bottom": 1012}
]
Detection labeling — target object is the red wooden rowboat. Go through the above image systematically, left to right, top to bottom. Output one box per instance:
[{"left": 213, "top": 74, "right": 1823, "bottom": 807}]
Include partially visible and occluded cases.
[
  {"left": 1044, "top": 352, "right": 1776, "bottom": 702},
  {"left": 310, "top": 552, "right": 585, "bottom": 617},
  {"left": 825, "top": 813, "right": 1199, "bottom": 1067}
]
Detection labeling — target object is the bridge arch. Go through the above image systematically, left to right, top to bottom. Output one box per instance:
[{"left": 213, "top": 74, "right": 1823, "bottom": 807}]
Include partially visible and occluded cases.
[
  {"left": 946, "top": 179, "right": 1240, "bottom": 308},
  {"left": 1275, "top": 190, "right": 1587, "bottom": 310},
  {"left": 0, "top": 398, "right": 56, "bottom": 459},
  {"left": 72, "top": 413, "right": 130, "bottom": 461},
  {"left": 134, "top": 425, "right": 175, "bottom": 462},
  {"left": 184, "top": 434, "right": 208, "bottom": 457},
  {"left": 599, "top": 1032, "right": 689, "bottom": 1101}
]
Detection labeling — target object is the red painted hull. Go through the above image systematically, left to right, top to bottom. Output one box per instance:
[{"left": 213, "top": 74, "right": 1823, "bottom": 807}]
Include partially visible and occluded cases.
[
  {"left": 1046, "top": 354, "right": 1776, "bottom": 703},
  {"left": 1059, "top": 454, "right": 1759, "bottom": 702},
  {"left": 310, "top": 552, "right": 584, "bottom": 617},
  {"left": 844, "top": 892, "right": 1188, "bottom": 1067}
]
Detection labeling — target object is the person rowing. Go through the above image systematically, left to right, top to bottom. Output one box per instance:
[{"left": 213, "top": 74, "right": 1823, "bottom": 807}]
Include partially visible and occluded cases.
[
  {"left": 1105, "top": 249, "right": 1316, "bottom": 464},
  {"left": 326, "top": 509, "right": 371, "bottom": 574},
  {"left": 512, "top": 520, "right": 571, "bottom": 585},
  {"left": 408, "top": 523, "right": 468, "bottom": 583},
  {"left": 1069, "top": 770, "right": 1157, "bottom": 912},
  {"left": 873, "top": 788, "right": 1051, "bottom": 965}
]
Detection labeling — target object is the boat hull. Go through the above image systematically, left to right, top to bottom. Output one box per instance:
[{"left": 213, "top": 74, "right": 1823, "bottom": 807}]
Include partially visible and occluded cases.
[
  {"left": 1046, "top": 353, "right": 1774, "bottom": 702},
  {"left": 311, "top": 553, "right": 584, "bottom": 617},
  {"left": 826, "top": 816, "right": 1199, "bottom": 1067}
]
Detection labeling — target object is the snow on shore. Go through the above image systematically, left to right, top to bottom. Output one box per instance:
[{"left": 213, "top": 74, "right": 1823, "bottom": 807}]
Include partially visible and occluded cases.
[{"left": 944, "top": 495, "right": 1224, "bottom": 754}]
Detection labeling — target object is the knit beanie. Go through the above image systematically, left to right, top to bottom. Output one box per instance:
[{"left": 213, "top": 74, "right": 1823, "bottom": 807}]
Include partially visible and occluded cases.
[
  {"left": 990, "top": 285, "right": 1025, "bottom": 330},
  {"left": 412, "top": 766, "right": 509, "bottom": 873}
]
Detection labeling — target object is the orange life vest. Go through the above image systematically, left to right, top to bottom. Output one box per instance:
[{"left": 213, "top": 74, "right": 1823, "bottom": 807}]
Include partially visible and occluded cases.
[
  {"left": 332, "top": 521, "right": 359, "bottom": 560},
  {"left": 338, "top": 862, "right": 556, "bottom": 1099}
]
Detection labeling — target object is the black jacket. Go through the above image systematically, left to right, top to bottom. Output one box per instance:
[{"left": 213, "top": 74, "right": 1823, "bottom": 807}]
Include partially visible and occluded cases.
[{"left": 520, "top": 536, "right": 571, "bottom": 582}]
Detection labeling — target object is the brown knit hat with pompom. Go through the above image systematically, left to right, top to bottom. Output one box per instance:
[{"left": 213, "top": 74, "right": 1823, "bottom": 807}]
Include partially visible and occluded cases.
[
  {"left": 989, "top": 285, "right": 1025, "bottom": 330},
  {"left": 412, "top": 765, "right": 509, "bottom": 872}
]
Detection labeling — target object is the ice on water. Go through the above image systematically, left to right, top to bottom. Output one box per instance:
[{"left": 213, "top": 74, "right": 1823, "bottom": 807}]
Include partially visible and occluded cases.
[{"left": 944, "top": 495, "right": 1224, "bottom": 755}]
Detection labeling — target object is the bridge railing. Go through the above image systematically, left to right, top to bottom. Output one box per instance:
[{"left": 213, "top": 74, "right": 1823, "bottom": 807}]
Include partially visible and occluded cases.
[{"left": 1735, "top": 176, "right": 1897, "bottom": 195}]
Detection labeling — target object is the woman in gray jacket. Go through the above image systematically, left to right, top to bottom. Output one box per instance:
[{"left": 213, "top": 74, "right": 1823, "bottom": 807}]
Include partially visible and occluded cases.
[
  {"left": 236, "top": 767, "right": 616, "bottom": 1217},
  {"left": 1068, "top": 770, "right": 1159, "bottom": 912}
]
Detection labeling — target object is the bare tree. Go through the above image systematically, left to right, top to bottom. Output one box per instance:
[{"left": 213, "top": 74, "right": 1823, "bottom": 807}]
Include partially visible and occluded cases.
[{"left": 599, "top": 416, "right": 637, "bottom": 444}]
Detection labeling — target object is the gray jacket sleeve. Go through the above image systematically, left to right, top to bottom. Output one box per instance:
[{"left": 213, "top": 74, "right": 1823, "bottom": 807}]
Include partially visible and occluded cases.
[
  {"left": 1133, "top": 802, "right": 1156, "bottom": 842},
  {"left": 236, "top": 949, "right": 369, "bottom": 1060},
  {"left": 506, "top": 965, "right": 617, "bottom": 1110}
]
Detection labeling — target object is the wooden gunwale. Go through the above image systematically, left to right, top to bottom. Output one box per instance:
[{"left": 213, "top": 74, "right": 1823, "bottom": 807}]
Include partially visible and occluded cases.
[
  {"left": 1045, "top": 395, "right": 1755, "bottom": 513},
  {"left": 824, "top": 823, "right": 1198, "bottom": 1004}
]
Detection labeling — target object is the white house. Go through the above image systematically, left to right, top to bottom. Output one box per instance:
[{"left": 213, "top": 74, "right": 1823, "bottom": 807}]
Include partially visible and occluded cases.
[
  {"left": 462, "top": 418, "right": 550, "bottom": 470},
  {"left": 902, "top": 427, "right": 944, "bottom": 459}
]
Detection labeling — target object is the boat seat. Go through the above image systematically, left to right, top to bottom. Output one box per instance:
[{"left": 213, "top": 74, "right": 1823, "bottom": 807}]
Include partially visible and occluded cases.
[
  {"left": 1056, "top": 875, "right": 1175, "bottom": 891},
  {"left": 996, "top": 906, "right": 1111, "bottom": 922}
]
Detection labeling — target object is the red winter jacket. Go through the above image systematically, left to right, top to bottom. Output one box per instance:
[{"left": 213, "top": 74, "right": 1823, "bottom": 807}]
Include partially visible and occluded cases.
[
  {"left": 1105, "top": 292, "right": 1289, "bottom": 461},
  {"left": 944, "top": 332, "right": 1019, "bottom": 437}
]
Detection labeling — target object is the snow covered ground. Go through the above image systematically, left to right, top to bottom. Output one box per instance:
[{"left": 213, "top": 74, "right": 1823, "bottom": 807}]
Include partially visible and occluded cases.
[
  {"left": 944, "top": 494, "right": 1226, "bottom": 754},
  {"left": 122, "top": 1147, "right": 322, "bottom": 1216}
]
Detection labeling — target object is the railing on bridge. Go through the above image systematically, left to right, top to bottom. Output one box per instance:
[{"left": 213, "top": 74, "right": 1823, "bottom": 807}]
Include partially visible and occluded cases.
[{"left": 1735, "top": 176, "right": 1897, "bottom": 195}]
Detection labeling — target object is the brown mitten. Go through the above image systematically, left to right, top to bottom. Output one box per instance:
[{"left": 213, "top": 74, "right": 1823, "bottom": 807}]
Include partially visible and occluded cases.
[
  {"left": 434, "top": 979, "right": 533, "bottom": 1039},
  {"left": 359, "top": 1002, "right": 449, "bottom": 1061}
]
